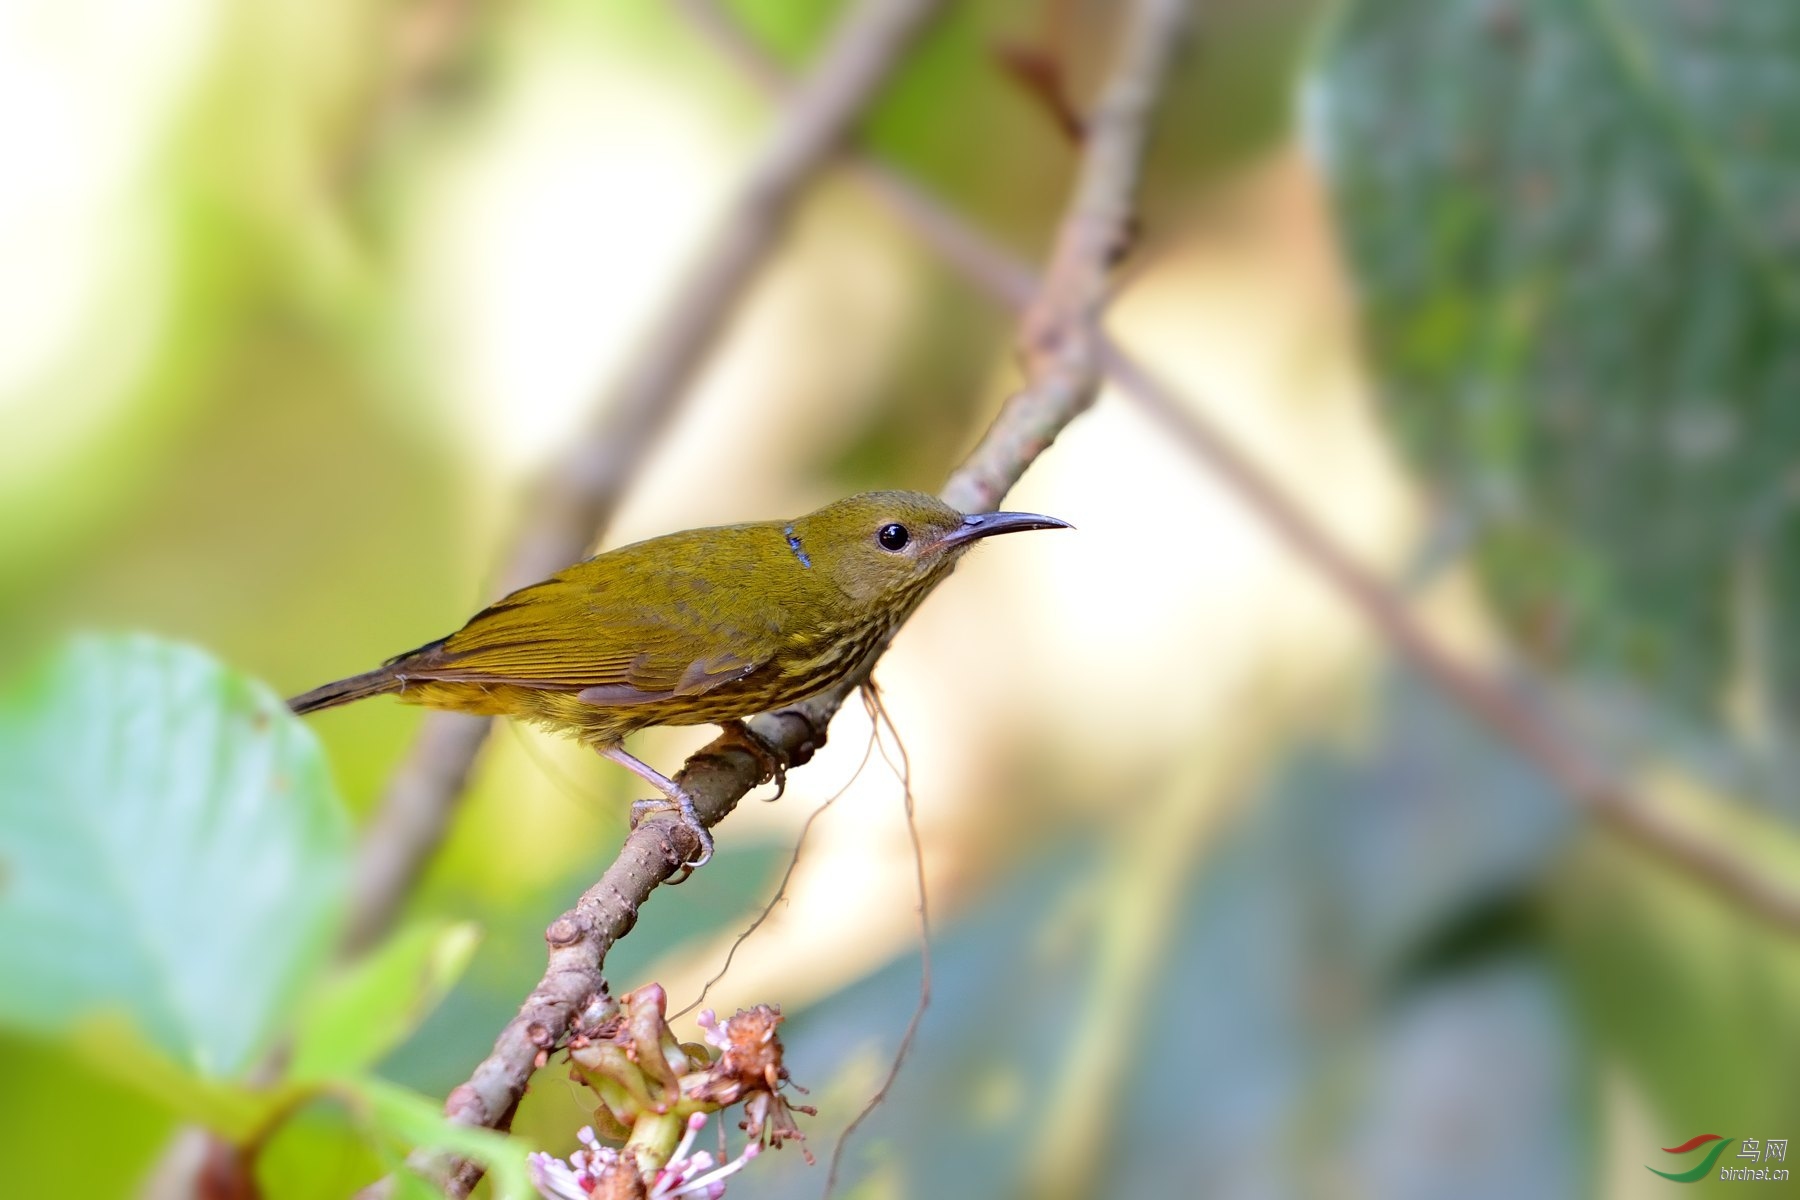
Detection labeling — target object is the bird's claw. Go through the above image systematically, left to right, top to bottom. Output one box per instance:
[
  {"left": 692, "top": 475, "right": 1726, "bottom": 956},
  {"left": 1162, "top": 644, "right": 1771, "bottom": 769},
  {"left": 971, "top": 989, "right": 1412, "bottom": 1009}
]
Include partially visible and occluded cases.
[
  {"left": 718, "top": 719, "right": 790, "bottom": 800},
  {"left": 629, "top": 793, "right": 714, "bottom": 870}
]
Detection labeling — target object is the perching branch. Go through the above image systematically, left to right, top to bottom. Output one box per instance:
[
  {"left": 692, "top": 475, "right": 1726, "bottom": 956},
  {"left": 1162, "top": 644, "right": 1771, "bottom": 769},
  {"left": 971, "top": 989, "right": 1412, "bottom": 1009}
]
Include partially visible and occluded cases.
[
  {"left": 343, "top": 0, "right": 951, "bottom": 956},
  {"left": 424, "top": 0, "right": 1189, "bottom": 1192},
  {"left": 682, "top": 0, "right": 1800, "bottom": 934},
  {"left": 953, "top": 0, "right": 1188, "bottom": 514}
]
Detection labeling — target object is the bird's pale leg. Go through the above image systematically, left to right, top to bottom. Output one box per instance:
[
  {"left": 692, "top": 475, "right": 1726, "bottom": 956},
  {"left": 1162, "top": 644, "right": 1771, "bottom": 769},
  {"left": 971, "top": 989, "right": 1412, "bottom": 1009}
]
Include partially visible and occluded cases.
[{"left": 596, "top": 744, "right": 713, "bottom": 867}]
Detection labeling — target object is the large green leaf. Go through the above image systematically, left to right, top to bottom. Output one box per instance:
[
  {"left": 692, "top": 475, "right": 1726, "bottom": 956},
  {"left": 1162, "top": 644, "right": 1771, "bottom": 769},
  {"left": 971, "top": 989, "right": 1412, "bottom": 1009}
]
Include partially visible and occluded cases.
[
  {"left": 1319, "top": 0, "right": 1800, "bottom": 721},
  {"left": 0, "top": 634, "right": 351, "bottom": 1076},
  {"left": 289, "top": 919, "right": 480, "bottom": 1083}
]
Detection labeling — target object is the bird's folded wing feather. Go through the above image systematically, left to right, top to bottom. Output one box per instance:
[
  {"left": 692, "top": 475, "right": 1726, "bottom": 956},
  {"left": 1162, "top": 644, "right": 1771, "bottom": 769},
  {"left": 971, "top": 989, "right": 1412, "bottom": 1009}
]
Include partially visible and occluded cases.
[{"left": 390, "top": 565, "right": 769, "bottom": 702}]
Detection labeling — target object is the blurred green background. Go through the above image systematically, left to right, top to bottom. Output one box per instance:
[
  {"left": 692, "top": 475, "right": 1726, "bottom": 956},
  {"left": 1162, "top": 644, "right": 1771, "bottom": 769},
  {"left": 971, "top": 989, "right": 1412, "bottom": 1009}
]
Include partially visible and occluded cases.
[{"left": 3, "top": 0, "right": 1799, "bottom": 1196}]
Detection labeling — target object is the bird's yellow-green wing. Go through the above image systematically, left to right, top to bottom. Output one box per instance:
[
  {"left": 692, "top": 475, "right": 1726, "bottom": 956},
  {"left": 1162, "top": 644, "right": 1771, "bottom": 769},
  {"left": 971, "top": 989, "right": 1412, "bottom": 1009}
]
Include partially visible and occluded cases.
[{"left": 388, "top": 528, "right": 781, "bottom": 702}]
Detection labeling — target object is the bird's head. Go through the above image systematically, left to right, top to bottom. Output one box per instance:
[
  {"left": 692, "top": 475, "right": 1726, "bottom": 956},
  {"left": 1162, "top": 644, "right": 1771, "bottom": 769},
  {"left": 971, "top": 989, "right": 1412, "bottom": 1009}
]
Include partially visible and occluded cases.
[{"left": 788, "top": 490, "right": 1070, "bottom": 612}]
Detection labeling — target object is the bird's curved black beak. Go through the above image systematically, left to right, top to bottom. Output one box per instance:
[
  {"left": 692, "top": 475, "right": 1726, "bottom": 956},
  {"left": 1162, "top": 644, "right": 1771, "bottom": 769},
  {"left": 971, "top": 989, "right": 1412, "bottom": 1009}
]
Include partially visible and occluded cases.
[{"left": 941, "top": 510, "right": 1073, "bottom": 549}]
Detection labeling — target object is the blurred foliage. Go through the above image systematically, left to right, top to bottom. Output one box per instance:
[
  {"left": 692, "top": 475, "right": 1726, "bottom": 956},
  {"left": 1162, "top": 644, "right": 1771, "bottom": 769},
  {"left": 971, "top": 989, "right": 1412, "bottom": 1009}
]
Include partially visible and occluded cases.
[
  {"left": 2, "top": 0, "right": 1796, "bottom": 1196},
  {"left": 1322, "top": 0, "right": 1800, "bottom": 732},
  {"left": 0, "top": 636, "right": 347, "bottom": 1075},
  {"left": 0, "top": 637, "right": 522, "bottom": 1196},
  {"left": 731, "top": 680, "right": 1591, "bottom": 1198},
  {"left": 737, "top": 680, "right": 1800, "bottom": 1198},
  {"left": 1552, "top": 812, "right": 1800, "bottom": 1156},
  {"left": 289, "top": 919, "right": 480, "bottom": 1085}
]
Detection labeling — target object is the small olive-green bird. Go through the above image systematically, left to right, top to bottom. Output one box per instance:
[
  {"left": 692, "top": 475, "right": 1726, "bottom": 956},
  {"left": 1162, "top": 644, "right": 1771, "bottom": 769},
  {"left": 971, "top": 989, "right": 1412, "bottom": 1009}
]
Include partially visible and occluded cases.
[{"left": 289, "top": 490, "right": 1068, "bottom": 864}]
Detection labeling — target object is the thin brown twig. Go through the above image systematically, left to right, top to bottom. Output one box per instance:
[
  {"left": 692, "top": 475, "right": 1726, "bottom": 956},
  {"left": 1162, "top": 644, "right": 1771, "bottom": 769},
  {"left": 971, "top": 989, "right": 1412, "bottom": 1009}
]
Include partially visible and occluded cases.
[
  {"left": 342, "top": 0, "right": 951, "bottom": 957},
  {"left": 415, "top": 0, "right": 1184, "bottom": 1190},
  {"left": 679, "top": 0, "right": 1800, "bottom": 935},
  {"left": 993, "top": 0, "right": 1087, "bottom": 141},
  {"left": 993, "top": 41, "right": 1087, "bottom": 143}
]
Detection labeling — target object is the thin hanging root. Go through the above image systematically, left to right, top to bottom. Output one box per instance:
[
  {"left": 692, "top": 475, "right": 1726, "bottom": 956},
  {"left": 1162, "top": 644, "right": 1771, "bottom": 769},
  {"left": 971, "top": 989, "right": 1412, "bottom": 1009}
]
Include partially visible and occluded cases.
[
  {"left": 823, "top": 681, "right": 932, "bottom": 1200},
  {"left": 672, "top": 720, "right": 882, "bottom": 1021}
]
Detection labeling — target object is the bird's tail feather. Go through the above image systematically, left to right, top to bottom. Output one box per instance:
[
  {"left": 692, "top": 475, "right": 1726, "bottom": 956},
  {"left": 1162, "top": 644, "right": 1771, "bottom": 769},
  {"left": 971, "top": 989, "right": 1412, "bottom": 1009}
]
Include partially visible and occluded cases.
[{"left": 288, "top": 667, "right": 400, "bottom": 715}]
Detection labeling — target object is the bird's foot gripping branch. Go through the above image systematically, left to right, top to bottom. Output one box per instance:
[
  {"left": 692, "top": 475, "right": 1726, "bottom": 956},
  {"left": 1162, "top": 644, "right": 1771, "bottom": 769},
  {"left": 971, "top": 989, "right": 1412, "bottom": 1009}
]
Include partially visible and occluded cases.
[
  {"left": 706, "top": 719, "right": 792, "bottom": 800},
  {"left": 525, "top": 983, "right": 814, "bottom": 1199}
]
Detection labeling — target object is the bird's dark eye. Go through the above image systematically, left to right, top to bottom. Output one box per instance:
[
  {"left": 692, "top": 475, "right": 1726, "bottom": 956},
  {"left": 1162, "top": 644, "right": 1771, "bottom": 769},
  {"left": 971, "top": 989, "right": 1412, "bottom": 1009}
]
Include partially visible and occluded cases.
[{"left": 877, "top": 523, "right": 910, "bottom": 551}]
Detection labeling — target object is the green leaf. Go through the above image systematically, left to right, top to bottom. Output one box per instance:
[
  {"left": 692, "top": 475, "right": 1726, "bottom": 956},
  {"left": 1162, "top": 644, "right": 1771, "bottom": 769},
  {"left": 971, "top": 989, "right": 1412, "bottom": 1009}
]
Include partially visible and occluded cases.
[
  {"left": 1319, "top": 0, "right": 1800, "bottom": 721},
  {"left": 0, "top": 634, "right": 351, "bottom": 1076},
  {"left": 1549, "top": 782, "right": 1800, "bottom": 1141},
  {"left": 289, "top": 920, "right": 481, "bottom": 1083},
  {"left": 67, "top": 1014, "right": 297, "bottom": 1141},
  {"left": 353, "top": 1075, "right": 534, "bottom": 1200}
]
